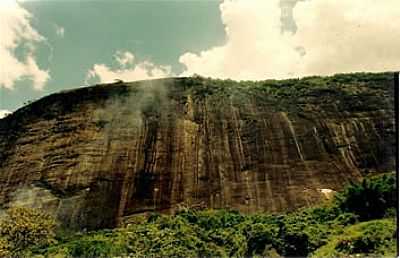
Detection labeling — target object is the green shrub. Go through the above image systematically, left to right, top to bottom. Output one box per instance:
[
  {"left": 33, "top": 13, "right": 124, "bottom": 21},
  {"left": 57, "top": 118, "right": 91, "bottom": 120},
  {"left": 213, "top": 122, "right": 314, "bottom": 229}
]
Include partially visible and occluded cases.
[
  {"left": 27, "top": 172, "right": 397, "bottom": 257},
  {"left": 335, "top": 172, "right": 396, "bottom": 220},
  {"left": 39, "top": 203, "right": 396, "bottom": 258},
  {"left": 0, "top": 207, "right": 57, "bottom": 254},
  {"left": 332, "top": 212, "right": 359, "bottom": 226},
  {"left": 124, "top": 215, "right": 228, "bottom": 258},
  {"left": 313, "top": 219, "right": 397, "bottom": 257},
  {"left": 277, "top": 220, "right": 310, "bottom": 257},
  {"left": 241, "top": 222, "right": 280, "bottom": 256},
  {"left": 45, "top": 230, "right": 129, "bottom": 258},
  {"left": 0, "top": 237, "right": 11, "bottom": 257},
  {"left": 67, "top": 238, "right": 116, "bottom": 258}
]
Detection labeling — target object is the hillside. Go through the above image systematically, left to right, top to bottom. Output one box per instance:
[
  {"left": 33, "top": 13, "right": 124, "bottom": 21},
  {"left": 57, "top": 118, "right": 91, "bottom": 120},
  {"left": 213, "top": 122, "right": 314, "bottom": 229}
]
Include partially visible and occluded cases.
[{"left": 0, "top": 72, "right": 396, "bottom": 230}]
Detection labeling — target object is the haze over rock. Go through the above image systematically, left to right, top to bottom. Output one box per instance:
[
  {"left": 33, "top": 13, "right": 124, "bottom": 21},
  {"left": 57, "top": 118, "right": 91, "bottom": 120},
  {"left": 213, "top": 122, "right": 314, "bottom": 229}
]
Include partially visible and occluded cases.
[{"left": 0, "top": 73, "right": 395, "bottom": 230}]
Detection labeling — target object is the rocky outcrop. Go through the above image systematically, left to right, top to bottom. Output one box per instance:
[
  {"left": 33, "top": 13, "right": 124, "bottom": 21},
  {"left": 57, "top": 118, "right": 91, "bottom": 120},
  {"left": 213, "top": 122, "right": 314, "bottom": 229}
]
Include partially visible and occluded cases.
[{"left": 0, "top": 73, "right": 395, "bottom": 230}]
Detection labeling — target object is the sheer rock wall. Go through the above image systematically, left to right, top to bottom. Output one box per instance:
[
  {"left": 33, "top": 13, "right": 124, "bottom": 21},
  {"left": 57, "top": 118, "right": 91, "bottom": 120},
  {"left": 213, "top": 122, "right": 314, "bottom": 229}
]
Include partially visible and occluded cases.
[{"left": 0, "top": 74, "right": 395, "bottom": 230}]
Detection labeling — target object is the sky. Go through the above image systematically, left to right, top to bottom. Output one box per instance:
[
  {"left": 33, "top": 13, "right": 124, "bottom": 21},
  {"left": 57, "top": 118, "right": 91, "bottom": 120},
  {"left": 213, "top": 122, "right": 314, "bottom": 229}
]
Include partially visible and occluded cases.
[{"left": 0, "top": 0, "right": 399, "bottom": 116}]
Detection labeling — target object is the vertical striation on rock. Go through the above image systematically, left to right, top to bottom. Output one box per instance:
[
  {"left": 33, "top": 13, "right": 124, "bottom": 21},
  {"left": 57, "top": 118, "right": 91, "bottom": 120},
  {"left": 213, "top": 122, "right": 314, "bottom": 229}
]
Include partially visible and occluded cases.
[{"left": 0, "top": 73, "right": 395, "bottom": 230}]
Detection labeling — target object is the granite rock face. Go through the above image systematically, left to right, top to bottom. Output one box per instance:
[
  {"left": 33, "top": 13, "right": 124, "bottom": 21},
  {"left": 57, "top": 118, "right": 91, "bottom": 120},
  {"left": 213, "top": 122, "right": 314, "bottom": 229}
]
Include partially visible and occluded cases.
[{"left": 0, "top": 73, "right": 395, "bottom": 230}]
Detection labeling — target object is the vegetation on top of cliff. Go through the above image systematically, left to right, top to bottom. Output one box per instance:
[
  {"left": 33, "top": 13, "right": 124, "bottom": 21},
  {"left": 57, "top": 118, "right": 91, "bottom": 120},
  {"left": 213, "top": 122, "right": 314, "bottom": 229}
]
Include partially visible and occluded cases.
[
  {"left": 0, "top": 72, "right": 394, "bottom": 127},
  {"left": 183, "top": 72, "right": 394, "bottom": 114},
  {"left": 0, "top": 172, "right": 396, "bottom": 257}
]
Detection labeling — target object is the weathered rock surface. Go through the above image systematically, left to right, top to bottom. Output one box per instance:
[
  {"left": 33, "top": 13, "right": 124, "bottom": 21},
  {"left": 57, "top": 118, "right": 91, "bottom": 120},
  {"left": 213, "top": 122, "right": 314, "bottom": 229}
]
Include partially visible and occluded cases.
[{"left": 0, "top": 73, "right": 395, "bottom": 230}]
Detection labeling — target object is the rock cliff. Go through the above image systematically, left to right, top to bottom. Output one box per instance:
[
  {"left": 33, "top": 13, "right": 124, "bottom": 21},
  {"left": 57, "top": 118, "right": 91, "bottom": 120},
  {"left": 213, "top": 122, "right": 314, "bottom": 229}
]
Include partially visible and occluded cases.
[{"left": 0, "top": 72, "right": 395, "bottom": 230}]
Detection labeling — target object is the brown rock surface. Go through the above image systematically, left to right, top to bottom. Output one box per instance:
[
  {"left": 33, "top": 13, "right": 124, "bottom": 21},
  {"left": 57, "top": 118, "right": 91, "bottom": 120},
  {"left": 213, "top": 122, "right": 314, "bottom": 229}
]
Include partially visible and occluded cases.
[{"left": 0, "top": 73, "right": 395, "bottom": 230}]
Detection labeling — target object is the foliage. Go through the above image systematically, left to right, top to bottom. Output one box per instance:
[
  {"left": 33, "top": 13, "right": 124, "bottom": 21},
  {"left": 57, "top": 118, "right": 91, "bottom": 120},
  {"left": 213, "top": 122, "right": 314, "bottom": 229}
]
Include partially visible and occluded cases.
[
  {"left": 182, "top": 72, "right": 394, "bottom": 115},
  {"left": 4, "top": 172, "right": 397, "bottom": 257},
  {"left": 335, "top": 172, "right": 396, "bottom": 221},
  {"left": 0, "top": 207, "right": 57, "bottom": 256},
  {"left": 312, "top": 219, "right": 397, "bottom": 257},
  {"left": 240, "top": 221, "right": 280, "bottom": 256},
  {"left": 48, "top": 232, "right": 127, "bottom": 258},
  {"left": 0, "top": 237, "right": 11, "bottom": 257}
]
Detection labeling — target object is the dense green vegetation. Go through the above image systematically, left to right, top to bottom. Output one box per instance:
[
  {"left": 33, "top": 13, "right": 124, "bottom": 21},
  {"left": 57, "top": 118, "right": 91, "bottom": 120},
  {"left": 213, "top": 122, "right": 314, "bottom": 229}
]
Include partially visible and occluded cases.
[
  {"left": 181, "top": 72, "right": 394, "bottom": 115},
  {"left": 0, "top": 172, "right": 396, "bottom": 257},
  {"left": 336, "top": 173, "right": 397, "bottom": 221},
  {"left": 0, "top": 207, "right": 57, "bottom": 257}
]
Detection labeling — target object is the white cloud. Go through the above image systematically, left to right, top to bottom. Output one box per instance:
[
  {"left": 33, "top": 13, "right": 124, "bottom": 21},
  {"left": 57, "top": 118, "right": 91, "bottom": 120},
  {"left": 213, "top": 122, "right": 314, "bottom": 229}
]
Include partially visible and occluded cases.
[
  {"left": 0, "top": 0, "right": 50, "bottom": 90},
  {"left": 179, "top": 0, "right": 400, "bottom": 80},
  {"left": 179, "top": 0, "right": 300, "bottom": 80},
  {"left": 293, "top": 0, "right": 400, "bottom": 76},
  {"left": 54, "top": 24, "right": 65, "bottom": 38},
  {"left": 86, "top": 51, "right": 172, "bottom": 84},
  {"left": 114, "top": 51, "right": 134, "bottom": 68},
  {"left": 0, "top": 110, "right": 12, "bottom": 119}
]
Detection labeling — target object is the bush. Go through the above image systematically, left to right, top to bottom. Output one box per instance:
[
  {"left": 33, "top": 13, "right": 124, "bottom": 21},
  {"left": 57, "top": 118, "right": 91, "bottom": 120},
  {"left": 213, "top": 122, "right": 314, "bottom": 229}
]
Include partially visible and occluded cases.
[
  {"left": 27, "top": 172, "right": 398, "bottom": 257},
  {"left": 335, "top": 172, "right": 396, "bottom": 220},
  {"left": 0, "top": 207, "right": 57, "bottom": 254},
  {"left": 177, "top": 209, "right": 245, "bottom": 230},
  {"left": 332, "top": 212, "right": 359, "bottom": 226},
  {"left": 312, "top": 219, "right": 397, "bottom": 257},
  {"left": 241, "top": 222, "right": 279, "bottom": 256},
  {"left": 279, "top": 223, "right": 310, "bottom": 257},
  {"left": 45, "top": 230, "right": 129, "bottom": 258},
  {"left": 0, "top": 237, "right": 11, "bottom": 257},
  {"left": 65, "top": 237, "right": 123, "bottom": 258}
]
